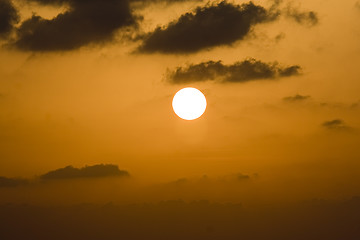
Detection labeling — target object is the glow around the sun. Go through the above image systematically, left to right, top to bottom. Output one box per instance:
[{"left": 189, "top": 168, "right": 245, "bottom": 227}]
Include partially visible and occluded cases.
[{"left": 172, "top": 87, "right": 207, "bottom": 120}]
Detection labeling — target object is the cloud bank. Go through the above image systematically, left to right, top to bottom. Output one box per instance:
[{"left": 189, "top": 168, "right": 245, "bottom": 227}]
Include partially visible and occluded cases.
[{"left": 3, "top": 0, "right": 320, "bottom": 52}]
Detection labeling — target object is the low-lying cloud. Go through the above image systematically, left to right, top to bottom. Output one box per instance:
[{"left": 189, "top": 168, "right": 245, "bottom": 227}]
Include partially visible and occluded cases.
[
  {"left": 168, "top": 58, "right": 301, "bottom": 84},
  {"left": 283, "top": 94, "right": 311, "bottom": 102},
  {"left": 40, "top": 164, "right": 130, "bottom": 180},
  {"left": 0, "top": 176, "right": 27, "bottom": 188}
]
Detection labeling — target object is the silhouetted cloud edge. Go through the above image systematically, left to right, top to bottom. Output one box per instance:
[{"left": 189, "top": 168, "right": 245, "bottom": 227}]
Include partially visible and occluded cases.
[
  {"left": 0, "top": 0, "right": 19, "bottom": 39},
  {"left": 11, "top": 0, "right": 137, "bottom": 51},
  {"left": 137, "top": 1, "right": 280, "bottom": 54},
  {"left": 167, "top": 58, "right": 301, "bottom": 84},
  {"left": 283, "top": 94, "right": 311, "bottom": 102},
  {"left": 322, "top": 119, "right": 352, "bottom": 131},
  {"left": 40, "top": 164, "right": 130, "bottom": 180},
  {"left": 0, "top": 176, "right": 27, "bottom": 188}
]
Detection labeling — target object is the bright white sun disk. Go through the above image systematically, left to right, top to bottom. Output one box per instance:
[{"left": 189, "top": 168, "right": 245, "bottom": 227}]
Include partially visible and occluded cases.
[{"left": 172, "top": 87, "right": 207, "bottom": 120}]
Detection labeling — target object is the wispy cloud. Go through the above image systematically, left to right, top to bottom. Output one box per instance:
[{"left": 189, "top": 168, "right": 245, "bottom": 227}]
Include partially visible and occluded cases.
[{"left": 322, "top": 119, "right": 351, "bottom": 130}]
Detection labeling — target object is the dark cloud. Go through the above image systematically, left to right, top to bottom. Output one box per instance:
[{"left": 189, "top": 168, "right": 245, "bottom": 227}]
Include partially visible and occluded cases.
[
  {"left": 0, "top": 0, "right": 19, "bottom": 39},
  {"left": 13, "top": 0, "right": 136, "bottom": 51},
  {"left": 26, "top": 0, "right": 68, "bottom": 4},
  {"left": 129, "top": 0, "right": 204, "bottom": 14},
  {"left": 131, "top": 0, "right": 201, "bottom": 3},
  {"left": 133, "top": 0, "right": 200, "bottom": 1},
  {"left": 138, "top": 1, "right": 279, "bottom": 54},
  {"left": 285, "top": 5, "right": 319, "bottom": 27},
  {"left": 275, "top": 32, "right": 286, "bottom": 42},
  {"left": 168, "top": 58, "right": 301, "bottom": 84},
  {"left": 283, "top": 94, "right": 311, "bottom": 102},
  {"left": 350, "top": 101, "right": 360, "bottom": 109},
  {"left": 322, "top": 119, "right": 350, "bottom": 130},
  {"left": 40, "top": 164, "right": 130, "bottom": 180},
  {"left": 169, "top": 173, "right": 252, "bottom": 186},
  {"left": 237, "top": 173, "right": 250, "bottom": 181},
  {"left": 0, "top": 176, "right": 27, "bottom": 188}
]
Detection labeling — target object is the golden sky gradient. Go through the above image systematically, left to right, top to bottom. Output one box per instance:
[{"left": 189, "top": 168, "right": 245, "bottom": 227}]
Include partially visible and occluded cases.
[
  {"left": 0, "top": 0, "right": 360, "bottom": 206},
  {"left": 1, "top": 1, "right": 360, "bottom": 239}
]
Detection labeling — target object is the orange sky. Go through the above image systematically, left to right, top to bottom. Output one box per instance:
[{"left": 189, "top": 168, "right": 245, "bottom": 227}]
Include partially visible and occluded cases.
[{"left": 0, "top": 0, "right": 360, "bottom": 205}]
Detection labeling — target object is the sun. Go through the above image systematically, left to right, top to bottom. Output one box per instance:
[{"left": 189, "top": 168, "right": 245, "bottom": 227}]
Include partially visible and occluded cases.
[{"left": 172, "top": 87, "right": 207, "bottom": 120}]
